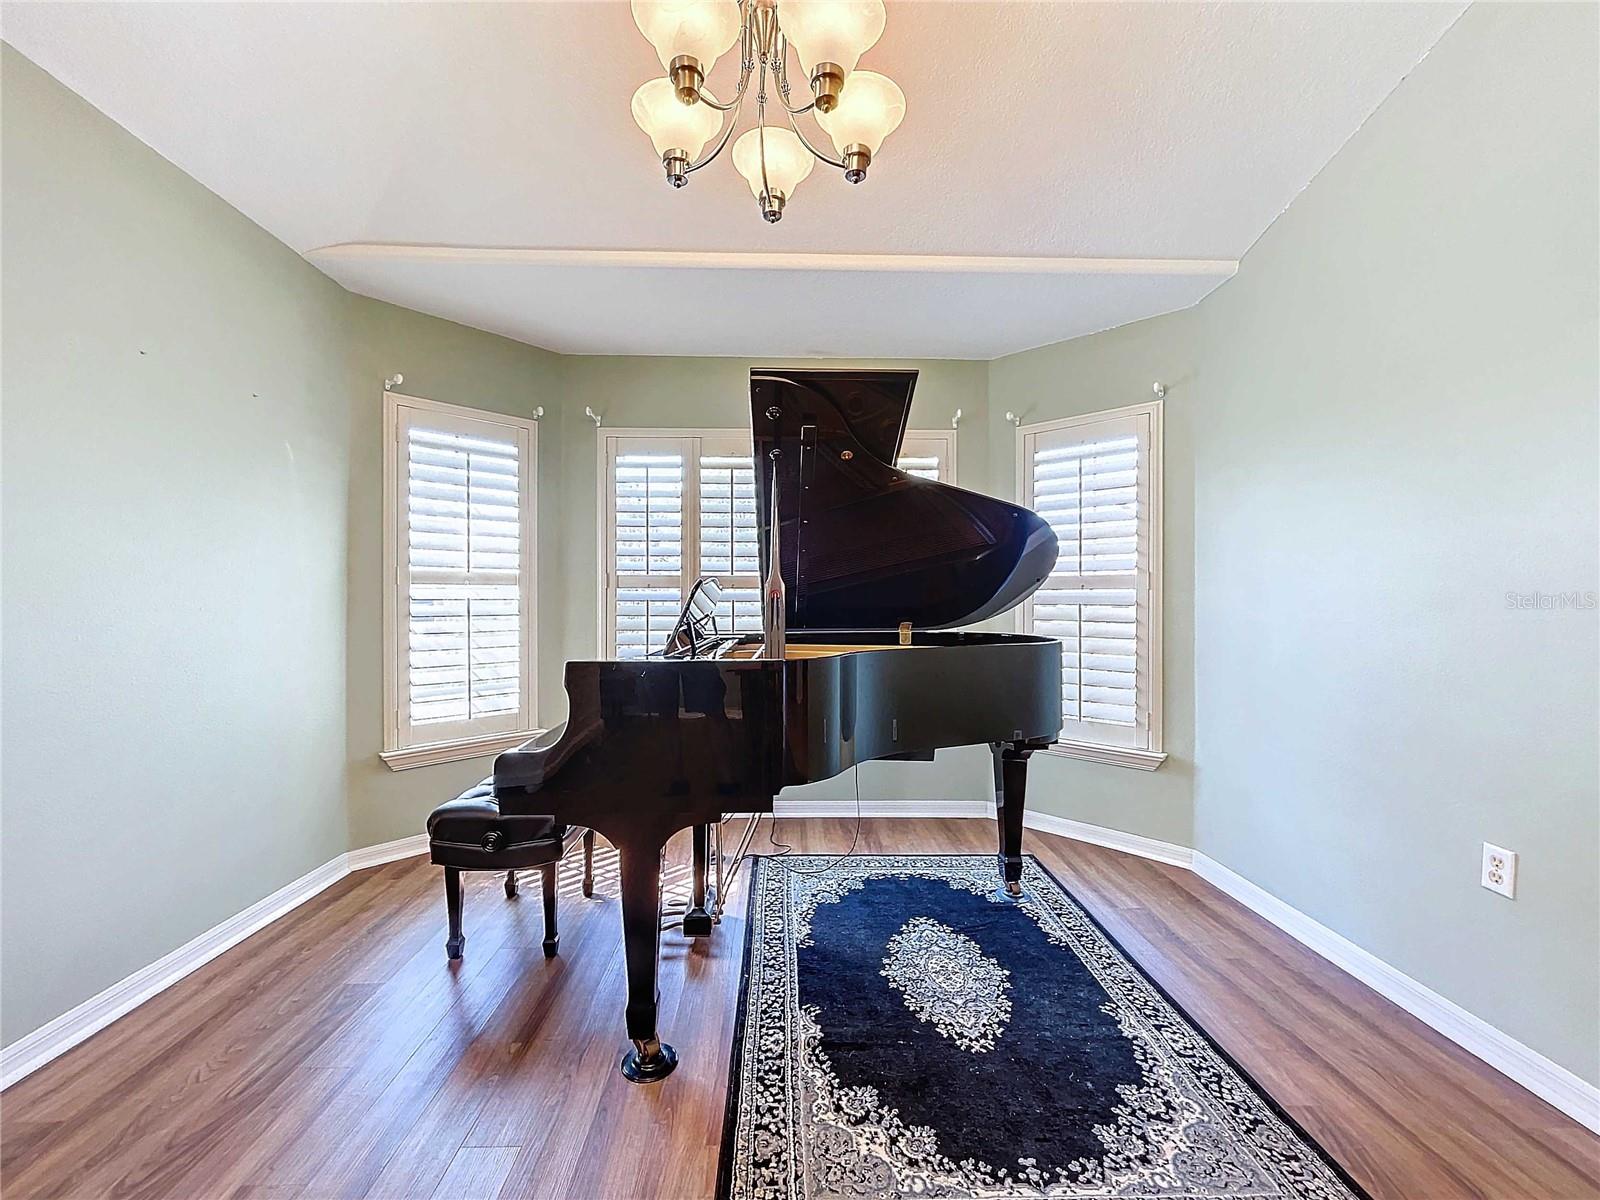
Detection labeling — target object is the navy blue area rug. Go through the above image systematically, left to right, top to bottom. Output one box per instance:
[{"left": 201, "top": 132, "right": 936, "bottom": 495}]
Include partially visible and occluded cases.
[{"left": 718, "top": 855, "right": 1367, "bottom": 1200}]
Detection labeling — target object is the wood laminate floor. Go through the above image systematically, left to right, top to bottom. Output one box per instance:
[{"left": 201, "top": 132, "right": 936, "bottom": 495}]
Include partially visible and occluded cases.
[{"left": 3, "top": 819, "right": 1596, "bottom": 1200}]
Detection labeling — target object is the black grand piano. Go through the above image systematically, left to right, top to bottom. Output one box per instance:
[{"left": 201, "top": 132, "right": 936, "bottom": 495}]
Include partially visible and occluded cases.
[{"left": 491, "top": 369, "right": 1062, "bottom": 1082}]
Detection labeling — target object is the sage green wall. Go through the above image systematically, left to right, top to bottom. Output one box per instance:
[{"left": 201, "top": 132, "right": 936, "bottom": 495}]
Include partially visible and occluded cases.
[
  {"left": 991, "top": 1, "right": 1600, "bottom": 1084},
  {"left": 1189, "top": 2, "right": 1599, "bottom": 1085},
  {"left": 0, "top": 46, "right": 559, "bottom": 1045},
  {"left": 1, "top": 47, "right": 353, "bottom": 1045},
  {"left": 341, "top": 302, "right": 561, "bottom": 849},
  {"left": 987, "top": 314, "right": 1200, "bottom": 846},
  {"left": 549, "top": 355, "right": 999, "bottom": 806}
]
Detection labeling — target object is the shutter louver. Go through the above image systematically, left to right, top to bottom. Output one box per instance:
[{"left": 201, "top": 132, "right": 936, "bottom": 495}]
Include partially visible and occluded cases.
[{"left": 895, "top": 433, "right": 954, "bottom": 484}]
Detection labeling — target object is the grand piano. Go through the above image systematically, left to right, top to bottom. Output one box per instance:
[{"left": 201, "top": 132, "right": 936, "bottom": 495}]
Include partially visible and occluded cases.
[{"left": 491, "top": 369, "right": 1062, "bottom": 1082}]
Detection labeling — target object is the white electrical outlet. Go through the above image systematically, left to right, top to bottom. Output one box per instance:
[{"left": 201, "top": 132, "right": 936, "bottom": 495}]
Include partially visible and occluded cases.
[{"left": 1481, "top": 843, "right": 1517, "bottom": 899}]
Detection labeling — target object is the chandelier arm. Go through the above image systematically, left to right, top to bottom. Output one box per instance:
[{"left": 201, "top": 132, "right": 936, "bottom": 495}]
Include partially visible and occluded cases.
[
  {"left": 696, "top": 7, "right": 756, "bottom": 113},
  {"left": 771, "top": 34, "right": 817, "bottom": 116},
  {"left": 696, "top": 62, "right": 753, "bottom": 112},
  {"left": 685, "top": 90, "right": 746, "bottom": 174},
  {"left": 784, "top": 107, "right": 848, "bottom": 169}
]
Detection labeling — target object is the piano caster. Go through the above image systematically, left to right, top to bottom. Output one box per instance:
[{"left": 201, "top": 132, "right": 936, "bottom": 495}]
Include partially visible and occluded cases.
[
  {"left": 993, "top": 880, "right": 1029, "bottom": 904},
  {"left": 620, "top": 1037, "right": 679, "bottom": 1083}
]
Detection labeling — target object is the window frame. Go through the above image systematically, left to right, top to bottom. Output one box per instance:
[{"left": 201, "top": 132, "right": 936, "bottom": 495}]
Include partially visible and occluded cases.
[
  {"left": 381, "top": 391, "right": 540, "bottom": 770},
  {"left": 1017, "top": 401, "right": 1165, "bottom": 770},
  {"left": 598, "top": 427, "right": 958, "bottom": 658}
]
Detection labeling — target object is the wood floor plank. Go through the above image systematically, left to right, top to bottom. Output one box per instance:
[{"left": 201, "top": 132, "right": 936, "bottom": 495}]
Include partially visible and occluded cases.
[
  {"left": 4, "top": 819, "right": 1596, "bottom": 1200},
  {"left": 430, "top": 1148, "right": 519, "bottom": 1200}
]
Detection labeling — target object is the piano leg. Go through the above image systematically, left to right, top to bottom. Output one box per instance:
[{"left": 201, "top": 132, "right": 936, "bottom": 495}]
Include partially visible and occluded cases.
[
  {"left": 994, "top": 742, "right": 1035, "bottom": 901},
  {"left": 683, "top": 823, "right": 714, "bottom": 937},
  {"left": 617, "top": 835, "right": 680, "bottom": 1083}
]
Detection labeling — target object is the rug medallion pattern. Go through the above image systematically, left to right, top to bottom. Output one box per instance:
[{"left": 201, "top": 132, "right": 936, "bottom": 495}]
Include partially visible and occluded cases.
[{"left": 718, "top": 855, "right": 1366, "bottom": 1200}]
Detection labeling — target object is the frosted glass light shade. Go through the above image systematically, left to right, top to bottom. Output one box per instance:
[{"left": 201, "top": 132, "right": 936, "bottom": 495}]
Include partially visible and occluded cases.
[
  {"left": 631, "top": 0, "right": 741, "bottom": 73},
  {"left": 779, "top": 0, "right": 885, "bottom": 76},
  {"left": 815, "top": 70, "right": 904, "bottom": 156},
  {"left": 632, "top": 78, "right": 722, "bottom": 158},
  {"left": 732, "top": 126, "right": 816, "bottom": 200}
]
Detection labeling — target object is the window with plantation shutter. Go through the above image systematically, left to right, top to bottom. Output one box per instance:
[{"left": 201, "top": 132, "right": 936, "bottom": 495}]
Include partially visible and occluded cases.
[
  {"left": 382, "top": 394, "right": 538, "bottom": 768},
  {"left": 1018, "top": 403, "right": 1163, "bottom": 763},
  {"left": 601, "top": 428, "right": 955, "bottom": 657},
  {"left": 898, "top": 431, "right": 957, "bottom": 483},
  {"left": 608, "top": 435, "right": 690, "bottom": 659},
  {"left": 696, "top": 436, "right": 763, "bottom": 636}
]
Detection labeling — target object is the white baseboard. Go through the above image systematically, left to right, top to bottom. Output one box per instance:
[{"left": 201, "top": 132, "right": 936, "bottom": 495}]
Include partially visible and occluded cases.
[
  {"left": 770, "top": 799, "right": 991, "bottom": 818},
  {"left": 1022, "top": 810, "right": 1194, "bottom": 868},
  {"left": 347, "top": 832, "right": 429, "bottom": 871},
  {"left": 2, "top": 833, "right": 441, "bottom": 1091},
  {"left": 0, "top": 851, "right": 349, "bottom": 1090},
  {"left": 1192, "top": 853, "right": 1600, "bottom": 1135}
]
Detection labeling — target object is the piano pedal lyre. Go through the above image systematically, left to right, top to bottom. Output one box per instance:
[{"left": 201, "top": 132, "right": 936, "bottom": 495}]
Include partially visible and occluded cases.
[{"left": 670, "top": 815, "right": 761, "bottom": 936}]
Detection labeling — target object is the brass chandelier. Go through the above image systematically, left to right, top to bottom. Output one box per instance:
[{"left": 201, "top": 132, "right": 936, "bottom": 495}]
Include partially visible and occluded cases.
[{"left": 630, "top": 0, "right": 906, "bottom": 223}]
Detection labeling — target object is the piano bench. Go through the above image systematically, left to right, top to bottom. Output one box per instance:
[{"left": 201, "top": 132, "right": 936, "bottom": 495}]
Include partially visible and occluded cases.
[{"left": 426, "top": 779, "right": 596, "bottom": 960}]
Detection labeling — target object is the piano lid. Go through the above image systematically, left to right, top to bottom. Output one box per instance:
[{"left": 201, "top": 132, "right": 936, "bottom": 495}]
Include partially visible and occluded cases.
[{"left": 751, "top": 369, "right": 1058, "bottom": 631}]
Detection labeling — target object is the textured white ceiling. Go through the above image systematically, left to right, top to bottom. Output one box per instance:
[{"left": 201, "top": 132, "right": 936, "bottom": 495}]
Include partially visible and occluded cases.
[{"left": 2, "top": 1, "right": 1463, "bottom": 358}]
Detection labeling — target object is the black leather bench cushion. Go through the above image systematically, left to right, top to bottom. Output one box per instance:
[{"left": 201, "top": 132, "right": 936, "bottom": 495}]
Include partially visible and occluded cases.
[{"left": 427, "top": 779, "right": 567, "bottom": 870}]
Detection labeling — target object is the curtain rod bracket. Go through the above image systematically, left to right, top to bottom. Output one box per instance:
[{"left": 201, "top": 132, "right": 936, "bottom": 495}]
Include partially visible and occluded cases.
[
  {"left": 383, "top": 373, "right": 404, "bottom": 391},
  {"left": 585, "top": 407, "right": 603, "bottom": 429}
]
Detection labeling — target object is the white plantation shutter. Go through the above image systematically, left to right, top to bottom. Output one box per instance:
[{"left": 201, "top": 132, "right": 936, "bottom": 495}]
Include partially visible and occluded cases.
[
  {"left": 384, "top": 396, "right": 538, "bottom": 759},
  {"left": 1020, "top": 405, "right": 1161, "bottom": 752},
  {"left": 602, "top": 429, "right": 955, "bottom": 655},
  {"left": 898, "top": 432, "right": 957, "bottom": 483},
  {"left": 697, "top": 435, "right": 762, "bottom": 635},
  {"left": 609, "top": 437, "right": 688, "bottom": 659}
]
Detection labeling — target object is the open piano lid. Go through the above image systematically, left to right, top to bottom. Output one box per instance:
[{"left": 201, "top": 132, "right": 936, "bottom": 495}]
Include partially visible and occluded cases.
[{"left": 751, "top": 369, "right": 1058, "bottom": 631}]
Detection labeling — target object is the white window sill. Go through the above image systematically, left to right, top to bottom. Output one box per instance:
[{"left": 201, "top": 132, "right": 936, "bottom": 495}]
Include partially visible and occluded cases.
[
  {"left": 380, "top": 729, "right": 541, "bottom": 772},
  {"left": 1044, "top": 741, "right": 1168, "bottom": 771}
]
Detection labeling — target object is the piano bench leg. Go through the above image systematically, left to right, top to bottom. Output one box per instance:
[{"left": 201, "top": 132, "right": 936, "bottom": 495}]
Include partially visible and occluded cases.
[
  {"left": 582, "top": 829, "right": 596, "bottom": 898},
  {"left": 540, "top": 862, "right": 560, "bottom": 957},
  {"left": 444, "top": 867, "right": 465, "bottom": 960},
  {"left": 504, "top": 869, "right": 519, "bottom": 899}
]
